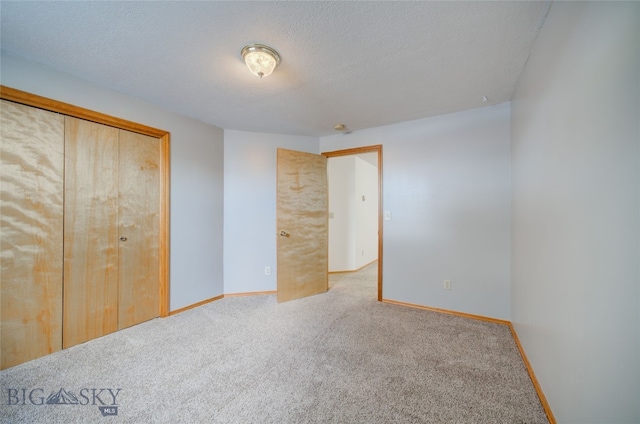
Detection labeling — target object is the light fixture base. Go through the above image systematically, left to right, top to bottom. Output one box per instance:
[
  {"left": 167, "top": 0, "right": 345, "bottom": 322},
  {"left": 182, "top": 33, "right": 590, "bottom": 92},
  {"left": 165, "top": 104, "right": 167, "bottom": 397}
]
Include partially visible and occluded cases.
[{"left": 241, "top": 44, "right": 281, "bottom": 78}]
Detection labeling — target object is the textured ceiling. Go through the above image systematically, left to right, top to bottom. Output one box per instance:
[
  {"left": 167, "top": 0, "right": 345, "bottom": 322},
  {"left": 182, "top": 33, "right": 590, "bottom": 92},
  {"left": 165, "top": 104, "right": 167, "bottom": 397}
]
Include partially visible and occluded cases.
[{"left": 0, "top": 1, "right": 551, "bottom": 137}]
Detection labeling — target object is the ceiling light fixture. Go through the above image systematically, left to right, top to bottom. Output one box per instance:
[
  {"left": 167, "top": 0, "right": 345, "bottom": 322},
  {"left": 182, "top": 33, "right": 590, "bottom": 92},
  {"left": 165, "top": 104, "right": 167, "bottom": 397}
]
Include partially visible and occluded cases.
[
  {"left": 241, "top": 44, "right": 281, "bottom": 78},
  {"left": 334, "top": 124, "right": 346, "bottom": 131}
]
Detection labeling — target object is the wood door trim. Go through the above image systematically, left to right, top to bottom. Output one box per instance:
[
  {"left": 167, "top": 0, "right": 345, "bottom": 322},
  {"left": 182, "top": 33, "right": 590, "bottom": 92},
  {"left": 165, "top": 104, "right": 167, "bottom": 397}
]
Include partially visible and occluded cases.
[
  {"left": 1, "top": 86, "right": 171, "bottom": 318},
  {"left": 1, "top": 86, "right": 167, "bottom": 138},
  {"left": 158, "top": 133, "right": 170, "bottom": 317},
  {"left": 321, "top": 145, "right": 383, "bottom": 301}
]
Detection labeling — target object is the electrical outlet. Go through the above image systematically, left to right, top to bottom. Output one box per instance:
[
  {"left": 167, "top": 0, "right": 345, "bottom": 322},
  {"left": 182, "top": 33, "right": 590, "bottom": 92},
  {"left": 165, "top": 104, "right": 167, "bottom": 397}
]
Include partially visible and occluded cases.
[
  {"left": 264, "top": 266, "right": 271, "bottom": 276},
  {"left": 443, "top": 279, "right": 451, "bottom": 290}
]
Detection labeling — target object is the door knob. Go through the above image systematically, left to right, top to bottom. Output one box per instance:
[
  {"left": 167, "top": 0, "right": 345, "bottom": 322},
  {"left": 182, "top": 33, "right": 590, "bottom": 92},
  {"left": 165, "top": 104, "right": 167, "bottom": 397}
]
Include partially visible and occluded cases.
[
  {"left": 280, "top": 231, "right": 290, "bottom": 237},
  {"left": 120, "top": 236, "right": 128, "bottom": 241}
]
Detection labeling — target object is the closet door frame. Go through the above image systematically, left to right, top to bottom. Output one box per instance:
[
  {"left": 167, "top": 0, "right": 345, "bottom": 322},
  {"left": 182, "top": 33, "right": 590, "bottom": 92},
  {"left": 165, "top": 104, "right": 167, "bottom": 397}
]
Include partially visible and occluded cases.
[{"left": 1, "top": 85, "right": 171, "bottom": 318}]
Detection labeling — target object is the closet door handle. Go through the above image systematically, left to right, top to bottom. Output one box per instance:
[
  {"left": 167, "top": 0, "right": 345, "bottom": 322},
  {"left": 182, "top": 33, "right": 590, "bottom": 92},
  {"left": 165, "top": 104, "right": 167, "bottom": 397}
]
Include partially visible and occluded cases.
[{"left": 119, "top": 236, "right": 128, "bottom": 242}]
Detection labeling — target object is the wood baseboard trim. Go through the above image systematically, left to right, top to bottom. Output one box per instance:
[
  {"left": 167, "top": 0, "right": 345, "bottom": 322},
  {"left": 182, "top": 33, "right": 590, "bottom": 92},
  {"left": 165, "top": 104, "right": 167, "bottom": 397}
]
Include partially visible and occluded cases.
[
  {"left": 329, "top": 260, "right": 378, "bottom": 275},
  {"left": 168, "top": 291, "right": 277, "bottom": 316},
  {"left": 224, "top": 291, "right": 277, "bottom": 298},
  {"left": 168, "top": 294, "right": 224, "bottom": 316},
  {"left": 381, "top": 298, "right": 555, "bottom": 423},
  {"left": 381, "top": 299, "right": 510, "bottom": 326},
  {"left": 507, "top": 323, "right": 557, "bottom": 424}
]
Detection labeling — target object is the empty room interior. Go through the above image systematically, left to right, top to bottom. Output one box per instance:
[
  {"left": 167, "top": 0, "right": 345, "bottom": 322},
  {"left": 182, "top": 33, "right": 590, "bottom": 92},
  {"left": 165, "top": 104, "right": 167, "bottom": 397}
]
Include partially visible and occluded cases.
[{"left": 0, "top": 1, "right": 638, "bottom": 423}]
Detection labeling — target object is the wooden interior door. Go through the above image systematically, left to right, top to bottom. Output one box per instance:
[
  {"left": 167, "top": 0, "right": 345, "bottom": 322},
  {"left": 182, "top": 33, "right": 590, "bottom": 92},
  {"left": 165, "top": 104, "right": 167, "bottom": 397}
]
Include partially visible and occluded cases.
[
  {"left": 0, "top": 100, "right": 65, "bottom": 369},
  {"left": 63, "top": 117, "right": 119, "bottom": 348},
  {"left": 118, "top": 130, "right": 161, "bottom": 329},
  {"left": 276, "top": 148, "right": 328, "bottom": 302}
]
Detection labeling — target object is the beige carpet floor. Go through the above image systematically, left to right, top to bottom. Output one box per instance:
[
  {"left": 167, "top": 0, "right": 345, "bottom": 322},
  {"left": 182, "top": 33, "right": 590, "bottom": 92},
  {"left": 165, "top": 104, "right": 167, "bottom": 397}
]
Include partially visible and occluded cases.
[{"left": 0, "top": 262, "right": 548, "bottom": 423}]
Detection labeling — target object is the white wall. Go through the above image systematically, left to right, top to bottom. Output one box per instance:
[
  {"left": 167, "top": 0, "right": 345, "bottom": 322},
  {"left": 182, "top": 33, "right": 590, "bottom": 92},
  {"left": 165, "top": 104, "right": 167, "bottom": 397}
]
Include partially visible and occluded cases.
[
  {"left": 511, "top": 2, "right": 640, "bottom": 422},
  {"left": 0, "top": 52, "right": 225, "bottom": 311},
  {"left": 320, "top": 103, "right": 512, "bottom": 320},
  {"left": 223, "top": 130, "right": 319, "bottom": 293},
  {"left": 328, "top": 156, "right": 356, "bottom": 271},
  {"left": 354, "top": 156, "right": 378, "bottom": 268}
]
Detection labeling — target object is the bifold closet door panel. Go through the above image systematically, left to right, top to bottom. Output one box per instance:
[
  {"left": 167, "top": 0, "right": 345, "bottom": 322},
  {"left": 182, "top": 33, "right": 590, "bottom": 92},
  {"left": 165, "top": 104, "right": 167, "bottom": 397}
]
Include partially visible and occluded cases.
[
  {"left": 0, "top": 100, "right": 65, "bottom": 369},
  {"left": 63, "top": 117, "right": 119, "bottom": 349},
  {"left": 118, "top": 130, "right": 161, "bottom": 329}
]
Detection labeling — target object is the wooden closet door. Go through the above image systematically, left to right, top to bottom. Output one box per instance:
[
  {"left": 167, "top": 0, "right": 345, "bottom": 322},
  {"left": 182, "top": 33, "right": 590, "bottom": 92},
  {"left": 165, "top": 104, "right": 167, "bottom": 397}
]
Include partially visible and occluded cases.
[
  {"left": 1, "top": 100, "right": 64, "bottom": 369},
  {"left": 63, "top": 117, "right": 119, "bottom": 348},
  {"left": 118, "top": 130, "right": 160, "bottom": 329}
]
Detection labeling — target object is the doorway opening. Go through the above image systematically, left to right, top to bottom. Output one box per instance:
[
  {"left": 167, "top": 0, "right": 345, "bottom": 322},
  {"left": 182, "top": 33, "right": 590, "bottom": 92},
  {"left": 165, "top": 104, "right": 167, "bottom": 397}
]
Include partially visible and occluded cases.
[{"left": 322, "top": 145, "right": 383, "bottom": 301}]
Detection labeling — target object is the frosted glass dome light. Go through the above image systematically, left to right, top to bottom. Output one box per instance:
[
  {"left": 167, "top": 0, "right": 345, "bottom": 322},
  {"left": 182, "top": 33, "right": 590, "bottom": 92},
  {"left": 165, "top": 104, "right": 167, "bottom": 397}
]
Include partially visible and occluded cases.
[{"left": 241, "top": 44, "right": 281, "bottom": 78}]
